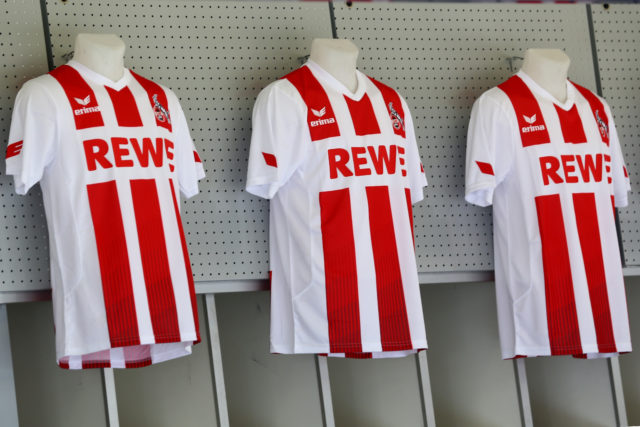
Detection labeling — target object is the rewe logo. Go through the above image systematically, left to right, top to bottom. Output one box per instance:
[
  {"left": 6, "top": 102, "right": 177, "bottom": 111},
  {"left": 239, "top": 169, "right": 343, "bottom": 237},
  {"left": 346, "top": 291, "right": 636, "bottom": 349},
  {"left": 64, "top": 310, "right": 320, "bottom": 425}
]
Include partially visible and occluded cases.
[
  {"left": 74, "top": 95, "right": 91, "bottom": 106},
  {"left": 311, "top": 107, "right": 326, "bottom": 117},
  {"left": 521, "top": 113, "right": 545, "bottom": 133}
]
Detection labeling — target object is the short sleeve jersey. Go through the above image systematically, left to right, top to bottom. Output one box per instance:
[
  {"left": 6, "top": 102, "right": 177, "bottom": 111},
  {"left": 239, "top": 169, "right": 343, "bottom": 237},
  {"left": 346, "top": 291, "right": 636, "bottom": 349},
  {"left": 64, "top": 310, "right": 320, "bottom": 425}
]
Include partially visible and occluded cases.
[
  {"left": 6, "top": 61, "right": 205, "bottom": 369},
  {"left": 247, "top": 61, "right": 428, "bottom": 358},
  {"left": 465, "top": 71, "right": 631, "bottom": 359}
]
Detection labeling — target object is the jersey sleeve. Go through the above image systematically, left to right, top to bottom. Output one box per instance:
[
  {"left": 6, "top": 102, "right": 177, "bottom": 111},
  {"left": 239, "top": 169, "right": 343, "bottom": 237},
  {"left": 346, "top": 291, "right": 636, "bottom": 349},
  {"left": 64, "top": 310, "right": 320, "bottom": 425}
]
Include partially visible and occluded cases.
[
  {"left": 5, "top": 80, "right": 59, "bottom": 195},
  {"left": 246, "top": 83, "right": 308, "bottom": 199},
  {"left": 465, "top": 92, "right": 515, "bottom": 207},
  {"left": 402, "top": 97, "right": 428, "bottom": 204},
  {"left": 172, "top": 99, "right": 205, "bottom": 199},
  {"left": 605, "top": 103, "right": 631, "bottom": 207}
]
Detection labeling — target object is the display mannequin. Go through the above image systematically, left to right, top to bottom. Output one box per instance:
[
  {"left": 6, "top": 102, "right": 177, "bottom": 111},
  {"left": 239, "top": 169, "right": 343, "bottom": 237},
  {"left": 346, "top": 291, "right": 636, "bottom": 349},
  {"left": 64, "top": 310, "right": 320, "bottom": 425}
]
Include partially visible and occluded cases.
[
  {"left": 72, "top": 33, "right": 126, "bottom": 82},
  {"left": 309, "top": 38, "right": 359, "bottom": 93},
  {"left": 520, "top": 48, "right": 571, "bottom": 103}
]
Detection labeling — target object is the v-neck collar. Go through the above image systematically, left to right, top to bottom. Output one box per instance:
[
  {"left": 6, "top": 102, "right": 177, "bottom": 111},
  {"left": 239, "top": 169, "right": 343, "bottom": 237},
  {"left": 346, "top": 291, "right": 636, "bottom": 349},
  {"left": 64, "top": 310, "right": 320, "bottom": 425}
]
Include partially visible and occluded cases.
[
  {"left": 67, "top": 60, "right": 132, "bottom": 91},
  {"left": 305, "top": 60, "right": 367, "bottom": 101},
  {"left": 517, "top": 70, "right": 576, "bottom": 111}
]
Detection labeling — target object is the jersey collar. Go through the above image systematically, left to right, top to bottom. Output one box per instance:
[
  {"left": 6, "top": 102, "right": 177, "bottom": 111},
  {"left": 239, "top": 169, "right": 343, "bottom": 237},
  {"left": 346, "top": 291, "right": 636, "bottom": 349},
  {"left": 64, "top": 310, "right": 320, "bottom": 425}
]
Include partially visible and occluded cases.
[
  {"left": 305, "top": 59, "right": 367, "bottom": 101},
  {"left": 67, "top": 60, "right": 132, "bottom": 91},
  {"left": 516, "top": 70, "right": 576, "bottom": 111}
]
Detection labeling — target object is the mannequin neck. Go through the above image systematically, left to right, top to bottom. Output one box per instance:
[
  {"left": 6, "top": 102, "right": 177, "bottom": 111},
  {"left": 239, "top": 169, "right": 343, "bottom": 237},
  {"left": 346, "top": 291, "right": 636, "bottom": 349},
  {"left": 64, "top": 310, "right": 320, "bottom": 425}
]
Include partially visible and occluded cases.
[
  {"left": 72, "top": 34, "right": 126, "bottom": 82},
  {"left": 309, "top": 38, "right": 359, "bottom": 93},
  {"left": 520, "top": 49, "right": 571, "bottom": 103}
]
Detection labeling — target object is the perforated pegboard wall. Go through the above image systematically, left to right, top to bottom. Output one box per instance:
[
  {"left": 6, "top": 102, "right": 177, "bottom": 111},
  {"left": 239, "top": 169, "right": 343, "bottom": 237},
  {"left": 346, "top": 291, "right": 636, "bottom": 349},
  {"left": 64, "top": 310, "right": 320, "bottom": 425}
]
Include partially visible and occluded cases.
[
  {"left": 0, "top": 0, "right": 50, "bottom": 292},
  {"left": 45, "top": 0, "right": 333, "bottom": 280},
  {"left": 333, "top": 3, "right": 598, "bottom": 272},
  {"left": 591, "top": 5, "right": 640, "bottom": 267}
]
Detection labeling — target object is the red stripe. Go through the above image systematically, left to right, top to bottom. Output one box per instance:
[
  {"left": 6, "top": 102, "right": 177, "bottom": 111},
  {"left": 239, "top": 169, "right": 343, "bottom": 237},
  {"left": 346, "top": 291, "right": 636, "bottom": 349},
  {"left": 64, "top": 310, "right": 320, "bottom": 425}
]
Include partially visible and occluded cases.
[
  {"left": 49, "top": 65, "right": 104, "bottom": 130},
  {"left": 284, "top": 66, "right": 340, "bottom": 141},
  {"left": 131, "top": 71, "right": 172, "bottom": 132},
  {"left": 499, "top": 75, "right": 550, "bottom": 147},
  {"left": 369, "top": 77, "right": 406, "bottom": 138},
  {"left": 572, "top": 82, "right": 610, "bottom": 146},
  {"left": 105, "top": 86, "right": 143, "bottom": 127},
  {"left": 344, "top": 94, "right": 381, "bottom": 136},
  {"left": 554, "top": 104, "right": 587, "bottom": 144},
  {"left": 6, "top": 141, "right": 23, "bottom": 159},
  {"left": 194, "top": 151, "right": 202, "bottom": 163},
  {"left": 262, "top": 152, "right": 278, "bottom": 168},
  {"left": 476, "top": 161, "right": 495, "bottom": 176},
  {"left": 169, "top": 178, "right": 201, "bottom": 343},
  {"left": 130, "top": 179, "right": 181, "bottom": 343},
  {"left": 87, "top": 180, "right": 140, "bottom": 347},
  {"left": 366, "top": 186, "right": 413, "bottom": 351},
  {"left": 319, "top": 188, "right": 362, "bottom": 353},
  {"left": 405, "top": 188, "right": 415, "bottom": 248},
  {"left": 573, "top": 193, "right": 616, "bottom": 353},
  {"left": 535, "top": 194, "right": 582, "bottom": 355},
  {"left": 611, "top": 195, "right": 616, "bottom": 218},
  {"left": 124, "top": 345, "right": 153, "bottom": 368},
  {"left": 82, "top": 350, "right": 112, "bottom": 369},
  {"left": 345, "top": 352, "right": 373, "bottom": 359},
  {"left": 58, "top": 360, "right": 70, "bottom": 369}
]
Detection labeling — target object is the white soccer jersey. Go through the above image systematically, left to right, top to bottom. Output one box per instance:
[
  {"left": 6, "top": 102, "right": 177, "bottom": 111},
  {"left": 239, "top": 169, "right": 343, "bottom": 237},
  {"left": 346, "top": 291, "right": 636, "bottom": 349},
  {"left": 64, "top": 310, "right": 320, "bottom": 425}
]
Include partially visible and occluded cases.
[
  {"left": 6, "top": 61, "right": 205, "bottom": 369},
  {"left": 246, "top": 61, "right": 428, "bottom": 358},
  {"left": 465, "top": 71, "right": 631, "bottom": 359}
]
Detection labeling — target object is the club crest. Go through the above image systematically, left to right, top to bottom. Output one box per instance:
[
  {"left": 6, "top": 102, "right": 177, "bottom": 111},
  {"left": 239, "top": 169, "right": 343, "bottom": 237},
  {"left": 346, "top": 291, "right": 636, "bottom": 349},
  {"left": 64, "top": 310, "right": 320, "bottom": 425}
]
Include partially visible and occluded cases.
[
  {"left": 152, "top": 94, "right": 171, "bottom": 124},
  {"left": 388, "top": 102, "right": 404, "bottom": 131},
  {"left": 595, "top": 109, "right": 609, "bottom": 140}
]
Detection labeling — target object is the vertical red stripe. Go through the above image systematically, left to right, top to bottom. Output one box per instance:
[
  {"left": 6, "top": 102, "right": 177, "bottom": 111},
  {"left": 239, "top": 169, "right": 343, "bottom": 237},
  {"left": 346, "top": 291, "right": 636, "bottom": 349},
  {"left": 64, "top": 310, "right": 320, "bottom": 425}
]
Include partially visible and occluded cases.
[
  {"left": 49, "top": 65, "right": 104, "bottom": 129},
  {"left": 284, "top": 66, "right": 341, "bottom": 141},
  {"left": 131, "top": 71, "right": 172, "bottom": 132},
  {"left": 499, "top": 75, "right": 551, "bottom": 147},
  {"left": 369, "top": 77, "right": 406, "bottom": 138},
  {"left": 572, "top": 82, "right": 610, "bottom": 145},
  {"left": 105, "top": 86, "right": 143, "bottom": 127},
  {"left": 344, "top": 94, "right": 381, "bottom": 136},
  {"left": 554, "top": 104, "right": 587, "bottom": 144},
  {"left": 5, "top": 141, "right": 23, "bottom": 159},
  {"left": 169, "top": 178, "right": 201, "bottom": 343},
  {"left": 130, "top": 179, "right": 181, "bottom": 343},
  {"left": 87, "top": 180, "right": 140, "bottom": 347},
  {"left": 366, "top": 186, "right": 413, "bottom": 351},
  {"left": 319, "top": 188, "right": 362, "bottom": 353},
  {"left": 405, "top": 188, "right": 415, "bottom": 248},
  {"left": 573, "top": 193, "right": 617, "bottom": 353},
  {"left": 535, "top": 194, "right": 582, "bottom": 355},
  {"left": 611, "top": 195, "right": 616, "bottom": 218},
  {"left": 124, "top": 345, "right": 153, "bottom": 368},
  {"left": 82, "top": 350, "right": 112, "bottom": 369},
  {"left": 58, "top": 360, "right": 70, "bottom": 369}
]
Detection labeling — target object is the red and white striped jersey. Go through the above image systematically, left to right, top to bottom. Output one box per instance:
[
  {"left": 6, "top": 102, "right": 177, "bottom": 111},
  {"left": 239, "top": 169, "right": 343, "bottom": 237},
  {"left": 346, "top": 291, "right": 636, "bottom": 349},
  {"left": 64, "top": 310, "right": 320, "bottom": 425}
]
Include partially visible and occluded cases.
[
  {"left": 6, "top": 61, "right": 205, "bottom": 369},
  {"left": 246, "top": 61, "right": 428, "bottom": 358},
  {"left": 466, "top": 71, "right": 631, "bottom": 359}
]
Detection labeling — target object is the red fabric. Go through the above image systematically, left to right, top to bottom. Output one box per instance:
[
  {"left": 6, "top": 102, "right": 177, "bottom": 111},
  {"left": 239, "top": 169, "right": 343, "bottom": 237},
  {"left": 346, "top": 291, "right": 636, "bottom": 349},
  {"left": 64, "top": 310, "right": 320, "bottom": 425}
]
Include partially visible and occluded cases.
[
  {"left": 49, "top": 65, "right": 104, "bottom": 130},
  {"left": 284, "top": 66, "right": 341, "bottom": 141},
  {"left": 131, "top": 71, "right": 172, "bottom": 132},
  {"left": 499, "top": 75, "right": 550, "bottom": 147},
  {"left": 369, "top": 77, "right": 406, "bottom": 138},
  {"left": 572, "top": 82, "right": 610, "bottom": 146},
  {"left": 105, "top": 86, "right": 143, "bottom": 127},
  {"left": 344, "top": 94, "right": 381, "bottom": 136},
  {"left": 554, "top": 105, "right": 587, "bottom": 144},
  {"left": 5, "top": 140, "right": 23, "bottom": 159},
  {"left": 194, "top": 151, "right": 202, "bottom": 163},
  {"left": 262, "top": 152, "right": 278, "bottom": 168},
  {"left": 476, "top": 161, "right": 495, "bottom": 176},
  {"left": 130, "top": 179, "right": 180, "bottom": 343},
  {"left": 169, "top": 179, "right": 201, "bottom": 343},
  {"left": 87, "top": 180, "right": 140, "bottom": 347},
  {"left": 366, "top": 186, "right": 412, "bottom": 351},
  {"left": 319, "top": 188, "right": 362, "bottom": 353},
  {"left": 405, "top": 188, "right": 415, "bottom": 248},
  {"left": 573, "top": 193, "right": 616, "bottom": 353},
  {"left": 535, "top": 194, "right": 582, "bottom": 355}
]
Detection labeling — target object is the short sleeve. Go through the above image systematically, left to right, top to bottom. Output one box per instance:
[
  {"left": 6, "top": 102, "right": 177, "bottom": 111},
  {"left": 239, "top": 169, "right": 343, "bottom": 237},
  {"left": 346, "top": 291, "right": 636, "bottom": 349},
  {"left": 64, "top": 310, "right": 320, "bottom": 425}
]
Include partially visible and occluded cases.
[
  {"left": 5, "top": 80, "right": 58, "bottom": 195},
  {"left": 246, "top": 83, "right": 309, "bottom": 199},
  {"left": 465, "top": 93, "right": 515, "bottom": 207},
  {"left": 401, "top": 97, "right": 428, "bottom": 204},
  {"left": 172, "top": 99, "right": 205, "bottom": 199},
  {"left": 605, "top": 103, "right": 631, "bottom": 207}
]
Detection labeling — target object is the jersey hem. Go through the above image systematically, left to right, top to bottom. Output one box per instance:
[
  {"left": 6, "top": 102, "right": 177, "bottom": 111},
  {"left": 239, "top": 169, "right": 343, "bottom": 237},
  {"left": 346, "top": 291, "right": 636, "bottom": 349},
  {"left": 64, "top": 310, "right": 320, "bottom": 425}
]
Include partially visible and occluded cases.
[
  {"left": 59, "top": 332, "right": 199, "bottom": 358},
  {"left": 271, "top": 340, "right": 428, "bottom": 356},
  {"left": 503, "top": 342, "right": 632, "bottom": 359}
]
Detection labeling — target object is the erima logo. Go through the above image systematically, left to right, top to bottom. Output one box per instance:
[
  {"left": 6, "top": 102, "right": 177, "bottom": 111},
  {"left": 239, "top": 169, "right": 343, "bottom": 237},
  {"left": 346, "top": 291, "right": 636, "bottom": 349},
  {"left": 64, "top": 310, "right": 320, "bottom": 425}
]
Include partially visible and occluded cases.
[
  {"left": 74, "top": 95, "right": 91, "bottom": 106},
  {"left": 311, "top": 107, "right": 326, "bottom": 117},
  {"left": 521, "top": 113, "right": 545, "bottom": 133},
  {"left": 310, "top": 117, "right": 336, "bottom": 127}
]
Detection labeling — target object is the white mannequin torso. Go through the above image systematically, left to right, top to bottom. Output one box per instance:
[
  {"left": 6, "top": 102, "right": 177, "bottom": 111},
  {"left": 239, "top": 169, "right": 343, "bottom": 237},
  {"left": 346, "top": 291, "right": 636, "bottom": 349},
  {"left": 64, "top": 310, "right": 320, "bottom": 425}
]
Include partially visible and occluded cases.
[
  {"left": 72, "top": 33, "right": 126, "bottom": 82},
  {"left": 309, "top": 38, "right": 359, "bottom": 93},
  {"left": 520, "top": 48, "right": 571, "bottom": 103}
]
